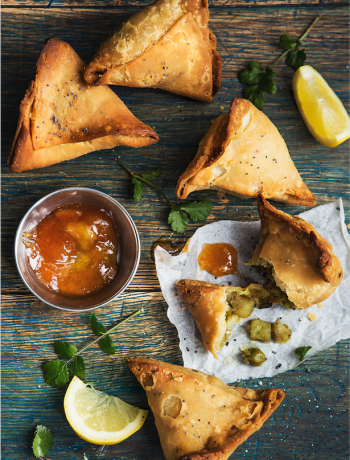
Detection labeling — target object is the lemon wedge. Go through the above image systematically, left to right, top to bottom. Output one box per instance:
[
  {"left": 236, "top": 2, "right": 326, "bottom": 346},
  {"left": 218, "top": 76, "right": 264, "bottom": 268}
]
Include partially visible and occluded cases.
[
  {"left": 292, "top": 65, "right": 350, "bottom": 147},
  {"left": 64, "top": 376, "right": 148, "bottom": 445}
]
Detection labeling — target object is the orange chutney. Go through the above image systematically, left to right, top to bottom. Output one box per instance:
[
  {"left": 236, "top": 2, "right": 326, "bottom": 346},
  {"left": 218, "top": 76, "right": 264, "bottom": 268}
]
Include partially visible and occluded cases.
[
  {"left": 23, "top": 202, "right": 118, "bottom": 296},
  {"left": 198, "top": 243, "right": 238, "bottom": 277}
]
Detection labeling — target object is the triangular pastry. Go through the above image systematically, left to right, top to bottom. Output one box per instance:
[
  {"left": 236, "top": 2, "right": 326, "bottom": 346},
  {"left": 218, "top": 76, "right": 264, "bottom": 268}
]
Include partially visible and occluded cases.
[
  {"left": 84, "top": 0, "right": 222, "bottom": 102},
  {"left": 8, "top": 38, "right": 159, "bottom": 172},
  {"left": 176, "top": 98, "right": 316, "bottom": 206},
  {"left": 250, "top": 195, "right": 343, "bottom": 309},
  {"left": 176, "top": 280, "right": 269, "bottom": 359},
  {"left": 127, "top": 357, "right": 285, "bottom": 460}
]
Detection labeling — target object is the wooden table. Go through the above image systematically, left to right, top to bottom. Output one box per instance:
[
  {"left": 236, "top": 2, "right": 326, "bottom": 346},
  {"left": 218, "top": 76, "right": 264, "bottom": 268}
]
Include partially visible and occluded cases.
[{"left": 2, "top": 0, "right": 349, "bottom": 458}]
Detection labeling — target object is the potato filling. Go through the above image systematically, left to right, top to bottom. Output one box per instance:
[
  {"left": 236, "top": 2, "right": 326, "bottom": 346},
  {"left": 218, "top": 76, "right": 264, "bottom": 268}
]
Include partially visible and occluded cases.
[{"left": 249, "top": 260, "right": 297, "bottom": 310}]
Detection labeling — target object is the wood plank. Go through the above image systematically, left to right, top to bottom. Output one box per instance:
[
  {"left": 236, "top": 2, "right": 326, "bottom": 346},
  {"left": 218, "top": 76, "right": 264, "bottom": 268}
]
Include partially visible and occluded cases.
[
  {"left": 2, "top": 0, "right": 349, "bottom": 9},
  {"left": 2, "top": 294, "right": 349, "bottom": 459}
]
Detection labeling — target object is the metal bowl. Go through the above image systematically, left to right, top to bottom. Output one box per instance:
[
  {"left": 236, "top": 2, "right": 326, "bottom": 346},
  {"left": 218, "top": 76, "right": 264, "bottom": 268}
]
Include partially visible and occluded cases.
[{"left": 14, "top": 187, "right": 140, "bottom": 312}]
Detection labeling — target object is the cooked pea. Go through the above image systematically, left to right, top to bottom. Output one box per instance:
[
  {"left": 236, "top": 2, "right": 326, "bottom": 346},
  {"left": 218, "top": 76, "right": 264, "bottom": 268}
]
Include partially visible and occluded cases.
[
  {"left": 248, "top": 318, "right": 271, "bottom": 343},
  {"left": 272, "top": 318, "right": 292, "bottom": 343},
  {"left": 242, "top": 347, "right": 266, "bottom": 366}
]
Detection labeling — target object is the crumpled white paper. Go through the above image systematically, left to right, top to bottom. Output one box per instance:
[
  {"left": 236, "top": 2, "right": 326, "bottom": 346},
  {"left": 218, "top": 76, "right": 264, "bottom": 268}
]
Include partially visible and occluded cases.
[{"left": 155, "top": 199, "right": 350, "bottom": 383}]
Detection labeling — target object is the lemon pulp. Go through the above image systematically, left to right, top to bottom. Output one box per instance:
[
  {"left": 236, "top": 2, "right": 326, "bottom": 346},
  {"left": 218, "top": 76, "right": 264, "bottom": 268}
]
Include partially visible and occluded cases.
[{"left": 292, "top": 65, "right": 350, "bottom": 147}]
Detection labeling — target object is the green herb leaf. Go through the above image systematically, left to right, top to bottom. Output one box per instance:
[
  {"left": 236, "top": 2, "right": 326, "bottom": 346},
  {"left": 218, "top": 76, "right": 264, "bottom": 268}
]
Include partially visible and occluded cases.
[
  {"left": 279, "top": 34, "right": 297, "bottom": 50},
  {"left": 286, "top": 48, "right": 306, "bottom": 71},
  {"left": 238, "top": 62, "right": 264, "bottom": 85},
  {"left": 259, "top": 68, "right": 277, "bottom": 95},
  {"left": 243, "top": 85, "right": 265, "bottom": 111},
  {"left": 141, "top": 167, "right": 161, "bottom": 181},
  {"left": 132, "top": 177, "right": 143, "bottom": 202},
  {"left": 181, "top": 200, "right": 213, "bottom": 222},
  {"left": 168, "top": 208, "right": 189, "bottom": 234},
  {"left": 90, "top": 313, "right": 107, "bottom": 336},
  {"left": 98, "top": 334, "right": 116, "bottom": 355},
  {"left": 53, "top": 341, "right": 77, "bottom": 360},
  {"left": 295, "top": 346, "right": 312, "bottom": 361},
  {"left": 70, "top": 355, "right": 86, "bottom": 380},
  {"left": 43, "top": 360, "right": 69, "bottom": 388},
  {"left": 33, "top": 425, "right": 53, "bottom": 458}
]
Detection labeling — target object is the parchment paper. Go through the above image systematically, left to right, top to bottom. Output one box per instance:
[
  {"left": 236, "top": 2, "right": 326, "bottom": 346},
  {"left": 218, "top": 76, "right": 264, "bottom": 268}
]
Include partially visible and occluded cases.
[{"left": 154, "top": 199, "right": 350, "bottom": 383}]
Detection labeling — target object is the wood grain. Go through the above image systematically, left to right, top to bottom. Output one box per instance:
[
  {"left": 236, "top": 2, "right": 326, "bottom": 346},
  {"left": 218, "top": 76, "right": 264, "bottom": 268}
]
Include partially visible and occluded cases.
[{"left": 1, "top": 1, "right": 349, "bottom": 459}]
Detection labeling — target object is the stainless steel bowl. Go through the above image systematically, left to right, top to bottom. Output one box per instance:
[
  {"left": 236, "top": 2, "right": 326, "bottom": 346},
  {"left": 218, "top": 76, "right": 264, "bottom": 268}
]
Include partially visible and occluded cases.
[{"left": 14, "top": 187, "right": 140, "bottom": 312}]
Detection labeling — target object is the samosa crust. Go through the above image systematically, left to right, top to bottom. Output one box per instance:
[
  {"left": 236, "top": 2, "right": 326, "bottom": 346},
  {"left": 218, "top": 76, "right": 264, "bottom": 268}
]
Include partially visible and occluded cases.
[
  {"left": 84, "top": 0, "right": 222, "bottom": 102},
  {"left": 8, "top": 38, "right": 158, "bottom": 172},
  {"left": 176, "top": 98, "right": 316, "bottom": 206},
  {"left": 250, "top": 195, "right": 343, "bottom": 309},
  {"left": 127, "top": 357, "right": 285, "bottom": 460}
]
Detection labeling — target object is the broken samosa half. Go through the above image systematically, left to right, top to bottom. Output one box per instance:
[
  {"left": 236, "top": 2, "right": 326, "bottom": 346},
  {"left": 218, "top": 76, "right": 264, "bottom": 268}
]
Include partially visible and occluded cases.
[
  {"left": 84, "top": 0, "right": 222, "bottom": 102},
  {"left": 8, "top": 37, "right": 159, "bottom": 173},
  {"left": 176, "top": 98, "right": 316, "bottom": 206},
  {"left": 250, "top": 195, "right": 343, "bottom": 310},
  {"left": 176, "top": 279, "right": 269, "bottom": 359},
  {"left": 127, "top": 357, "right": 285, "bottom": 460}
]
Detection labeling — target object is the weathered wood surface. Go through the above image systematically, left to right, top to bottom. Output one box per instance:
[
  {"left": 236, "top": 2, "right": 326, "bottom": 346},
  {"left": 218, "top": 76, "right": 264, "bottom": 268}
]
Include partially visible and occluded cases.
[{"left": 1, "top": 1, "right": 349, "bottom": 459}]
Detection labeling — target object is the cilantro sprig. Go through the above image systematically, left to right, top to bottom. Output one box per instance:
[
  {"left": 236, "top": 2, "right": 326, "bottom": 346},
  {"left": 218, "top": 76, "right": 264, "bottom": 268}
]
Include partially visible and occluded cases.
[
  {"left": 238, "top": 16, "right": 321, "bottom": 109},
  {"left": 119, "top": 160, "right": 213, "bottom": 234},
  {"left": 43, "top": 309, "right": 141, "bottom": 388},
  {"left": 295, "top": 346, "right": 312, "bottom": 361},
  {"left": 32, "top": 425, "right": 53, "bottom": 458}
]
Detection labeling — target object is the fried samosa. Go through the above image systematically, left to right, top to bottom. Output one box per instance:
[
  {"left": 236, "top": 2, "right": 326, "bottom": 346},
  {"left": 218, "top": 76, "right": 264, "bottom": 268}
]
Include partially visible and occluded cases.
[
  {"left": 84, "top": 0, "right": 222, "bottom": 102},
  {"left": 8, "top": 38, "right": 158, "bottom": 173},
  {"left": 176, "top": 98, "right": 316, "bottom": 206},
  {"left": 250, "top": 195, "right": 343, "bottom": 309},
  {"left": 176, "top": 279, "right": 269, "bottom": 359},
  {"left": 127, "top": 357, "right": 285, "bottom": 460}
]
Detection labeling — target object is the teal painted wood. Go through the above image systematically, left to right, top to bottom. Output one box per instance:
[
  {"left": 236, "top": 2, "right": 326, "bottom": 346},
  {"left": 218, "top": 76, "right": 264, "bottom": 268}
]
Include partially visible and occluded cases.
[{"left": 1, "top": 2, "right": 349, "bottom": 459}]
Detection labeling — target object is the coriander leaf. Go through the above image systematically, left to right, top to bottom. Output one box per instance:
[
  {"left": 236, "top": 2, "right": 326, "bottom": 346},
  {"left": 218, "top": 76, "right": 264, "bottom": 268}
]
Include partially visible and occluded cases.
[
  {"left": 279, "top": 34, "right": 297, "bottom": 50},
  {"left": 286, "top": 48, "right": 306, "bottom": 71},
  {"left": 238, "top": 62, "right": 264, "bottom": 85},
  {"left": 260, "top": 68, "right": 277, "bottom": 95},
  {"left": 243, "top": 85, "right": 265, "bottom": 111},
  {"left": 141, "top": 167, "right": 161, "bottom": 181},
  {"left": 132, "top": 178, "right": 143, "bottom": 202},
  {"left": 181, "top": 200, "right": 213, "bottom": 222},
  {"left": 168, "top": 209, "right": 188, "bottom": 234},
  {"left": 90, "top": 313, "right": 107, "bottom": 336},
  {"left": 99, "top": 334, "right": 116, "bottom": 355},
  {"left": 53, "top": 341, "right": 77, "bottom": 360},
  {"left": 295, "top": 346, "right": 312, "bottom": 361},
  {"left": 70, "top": 355, "right": 86, "bottom": 380},
  {"left": 43, "top": 361, "right": 69, "bottom": 388},
  {"left": 33, "top": 425, "right": 53, "bottom": 458}
]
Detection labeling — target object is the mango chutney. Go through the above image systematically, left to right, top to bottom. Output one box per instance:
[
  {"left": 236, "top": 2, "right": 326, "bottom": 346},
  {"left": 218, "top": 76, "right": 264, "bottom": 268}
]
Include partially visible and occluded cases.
[
  {"left": 23, "top": 202, "right": 118, "bottom": 296},
  {"left": 198, "top": 243, "right": 238, "bottom": 277}
]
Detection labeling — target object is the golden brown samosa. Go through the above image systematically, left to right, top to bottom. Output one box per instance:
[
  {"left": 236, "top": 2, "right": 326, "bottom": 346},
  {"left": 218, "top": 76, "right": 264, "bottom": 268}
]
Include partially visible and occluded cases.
[
  {"left": 84, "top": 0, "right": 222, "bottom": 102},
  {"left": 8, "top": 38, "right": 158, "bottom": 173},
  {"left": 176, "top": 98, "right": 316, "bottom": 206},
  {"left": 250, "top": 195, "right": 343, "bottom": 309},
  {"left": 176, "top": 280, "right": 269, "bottom": 359},
  {"left": 127, "top": 357, "right": 285, "bottom": 460}
]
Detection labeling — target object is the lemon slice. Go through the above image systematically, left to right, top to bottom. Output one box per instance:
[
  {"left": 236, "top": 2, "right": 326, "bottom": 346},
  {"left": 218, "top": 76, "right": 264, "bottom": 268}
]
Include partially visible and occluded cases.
[
  {"left": 292, "top": 65, "right": 350, "bottom": 147},
  {"left": 64, "top": 376, "right": 148, "bottom": 445}
]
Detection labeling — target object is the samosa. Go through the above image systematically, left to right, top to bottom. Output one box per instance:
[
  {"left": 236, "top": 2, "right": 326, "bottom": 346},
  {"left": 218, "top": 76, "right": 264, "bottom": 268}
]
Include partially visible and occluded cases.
[
  {"left": 84, "top": 0, "right": 222, "bottom": 102},
  {"left": 8, "top": 38, "right": 158, "bottom": 173},
  {"left": 176, "top": 98, "right": 316, "bottom": 206},
  {"left": 250, "top": 195, "right": 343, "bottom": 309},
  {"left": 176, "top": 280, "right": 269, "bottom": 359},
  {"left": 127, "top": 357, "right": 285, "bottom": 460}
]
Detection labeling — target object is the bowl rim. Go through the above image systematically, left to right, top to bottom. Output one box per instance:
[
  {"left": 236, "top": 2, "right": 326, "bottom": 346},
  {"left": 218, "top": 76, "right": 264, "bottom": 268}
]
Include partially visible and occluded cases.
[{"left": 14, "top": 187, "right": 141, "bottom": 312}]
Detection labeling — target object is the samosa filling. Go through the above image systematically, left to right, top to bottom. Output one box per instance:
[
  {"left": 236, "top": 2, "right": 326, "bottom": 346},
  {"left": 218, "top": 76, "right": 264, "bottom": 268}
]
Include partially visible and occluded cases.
[
  {"left": 250, "top": 260, "right": 297, "bottom": 310},
  {"left": 219, "top": 286, "right": 269, "bottom": 349}
]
